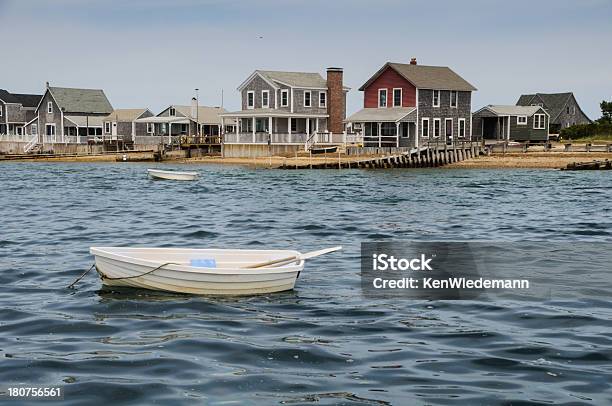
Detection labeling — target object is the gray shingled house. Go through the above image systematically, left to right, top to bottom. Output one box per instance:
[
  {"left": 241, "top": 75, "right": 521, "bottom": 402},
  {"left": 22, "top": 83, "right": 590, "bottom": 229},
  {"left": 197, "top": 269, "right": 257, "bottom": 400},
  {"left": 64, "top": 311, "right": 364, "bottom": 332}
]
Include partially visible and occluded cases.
[
  {"left": 345, "top": 59, "right": 476, "bottom": 148},
  {"left": 220, "top": 68, "right": 348, "bottom": 157},
  {"left": 25, "top": 83, "right": 113, "bottom": 143},
  {"left": 0, "top": 89, "right": 42, "bottom": 136},
  {"left": 516, "top": 92, "right": 591, "bottom": 134},
  {"left": 135, "top": 101, "right": 230, "bottom": 140},
  {"left": 472, "top": 105, "right": 550, "bottom": 142},
  {"left": 102, "top": 109, "right": 154, "bottom": 140}
]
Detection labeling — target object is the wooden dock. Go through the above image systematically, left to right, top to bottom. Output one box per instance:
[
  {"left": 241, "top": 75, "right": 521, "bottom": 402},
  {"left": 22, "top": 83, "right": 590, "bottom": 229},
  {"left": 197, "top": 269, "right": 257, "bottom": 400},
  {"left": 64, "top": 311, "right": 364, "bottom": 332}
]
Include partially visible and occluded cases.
[{"left": 280, "top": 143, "right": 482, "bottom": 169}]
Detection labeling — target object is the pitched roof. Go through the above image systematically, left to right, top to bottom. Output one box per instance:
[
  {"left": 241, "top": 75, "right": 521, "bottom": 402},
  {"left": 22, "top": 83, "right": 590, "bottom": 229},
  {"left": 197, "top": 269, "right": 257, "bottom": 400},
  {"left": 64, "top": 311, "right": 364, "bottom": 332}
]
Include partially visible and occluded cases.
[
  {"left": 359, "top": 62, "right": 477, "bottom": 92},
  {"left": 258, "top": 70, "right": 328, "bottom": 88},
  {"left": 48, "top": 86, "right": 113, "bottom": 114},
  {"left": 0, "top": 89, "right": 42, "bottom": 107},
  {"left": 516, "top": 92, "right": 577, "bottom": 121},
  {"left": 171, "top": 105, "right": 229, "bottom": 124},
  {"left": 477, "top": 105, "right": 547, "bottom": 117},
  {"left": 345, "top": 107, "right": 416, "bottom": 123},
  {"left": 103, "top": 108, "right": 151, "bottom": 122},
  {"left": 64, "top": 115, "right": 105, "bottom": 127}
]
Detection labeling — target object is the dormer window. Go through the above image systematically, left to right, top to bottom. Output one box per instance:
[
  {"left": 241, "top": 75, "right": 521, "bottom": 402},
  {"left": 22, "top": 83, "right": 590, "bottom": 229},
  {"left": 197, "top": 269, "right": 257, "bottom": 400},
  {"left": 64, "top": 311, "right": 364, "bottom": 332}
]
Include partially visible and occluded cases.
[
  {"left": 281, "top": 89, "right": 289, "bottom": 107},
  {"left": 378, "top": 89, "right": 387, "bottom": 107},
  {"left": 262, "top": 90, "right": 269, "bottom": 108},
  {"left": 433, "top": 90, "right": 440, "bottom": 107},
  {"left": 247, "top": 91, "right": 254, "bottom": 109},
  {"left": 304, "top": 91, "right": 311, "bottom": 107},
  {"left": 319, "top": 91, "right": 326, "bottom": 108},
  {"left": 47, "top": 101, "right": 53, "bottom": 114},
  {"left": 169, "top": 107, "right": 176, "bottom": 116}
]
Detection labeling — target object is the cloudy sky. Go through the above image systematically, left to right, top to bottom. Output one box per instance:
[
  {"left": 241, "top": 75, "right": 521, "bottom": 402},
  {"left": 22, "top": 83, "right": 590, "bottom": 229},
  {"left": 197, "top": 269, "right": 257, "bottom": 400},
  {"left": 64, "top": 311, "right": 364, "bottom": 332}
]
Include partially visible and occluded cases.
[{"left": 1, "top": 0, "right": 610, "bottom": 118}]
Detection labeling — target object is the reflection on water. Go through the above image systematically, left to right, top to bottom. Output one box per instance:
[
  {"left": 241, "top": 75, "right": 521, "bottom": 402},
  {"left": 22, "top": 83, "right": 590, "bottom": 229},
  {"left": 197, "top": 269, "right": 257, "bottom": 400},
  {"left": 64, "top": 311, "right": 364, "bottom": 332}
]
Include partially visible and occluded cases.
[{"left": 0, "top": 162, "right": 611, "bottom": 405}]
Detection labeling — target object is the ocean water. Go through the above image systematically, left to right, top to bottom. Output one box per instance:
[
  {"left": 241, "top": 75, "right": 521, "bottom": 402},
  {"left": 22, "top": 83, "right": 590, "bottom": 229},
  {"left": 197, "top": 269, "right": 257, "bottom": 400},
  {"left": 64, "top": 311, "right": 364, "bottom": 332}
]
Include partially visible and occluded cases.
[{"left": 0, "top": 162, "right": 611, "bottom": 405}]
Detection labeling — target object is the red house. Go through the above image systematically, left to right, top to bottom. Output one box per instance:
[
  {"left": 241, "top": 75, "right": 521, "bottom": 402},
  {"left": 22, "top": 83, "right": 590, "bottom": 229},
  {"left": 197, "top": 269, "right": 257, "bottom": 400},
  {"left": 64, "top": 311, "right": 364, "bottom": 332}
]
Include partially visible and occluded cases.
[{"left": 346, "top": 58, "right": 476, "bottom": 148}]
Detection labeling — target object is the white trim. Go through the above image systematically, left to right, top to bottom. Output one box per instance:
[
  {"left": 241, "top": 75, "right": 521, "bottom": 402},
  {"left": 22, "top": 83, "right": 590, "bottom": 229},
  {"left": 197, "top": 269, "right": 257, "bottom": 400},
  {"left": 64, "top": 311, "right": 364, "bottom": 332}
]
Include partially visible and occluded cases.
[
  {"left": 237, "top": 71, "right": 279, "bottom": 91},
  {"left": 378, "top": 88, "right": 387, "bottom": 108},
  {"left": 392, "top": 88, "right": 402, "bottom": 107},
  {"left": 280, "top": 89, "right": 289, "bottom": 107},
  {"left": 261, "top": 90, "right": 269, "bottom": 108},
  {"left": 303, "top": 90, "right": 311, "bottom": 108},
  {"left": 433, "top": 90, "right": 440, "bottom": 107},
  {"left": 246, "top": 91, "right": 255, "bottom": 109},
  {"left": 318, "top": 91, "right": 327, "bottom": 108},
  {"left": 450, "top": 91, "right": 458, "bottom": 108},
  {"left": 47, "top": 101, "right": 53, "bottom": 114},
  {"left": 533, "top": 113, "right": 546, "bottom": 130},
  {"left": 517, "top": 115, "right": 527, "bottom": 125},
  {"left": 421, "top": 117, "right": 429, "bottom": 137},
  {"left": 433, "top": 118, "right": 441, "bottom": 138},
  {"left": 458, "top": 118, "right": 466, "bottom": 137},
  {"left": 104, "top": 122, "right": 111, "bottom": 133}
]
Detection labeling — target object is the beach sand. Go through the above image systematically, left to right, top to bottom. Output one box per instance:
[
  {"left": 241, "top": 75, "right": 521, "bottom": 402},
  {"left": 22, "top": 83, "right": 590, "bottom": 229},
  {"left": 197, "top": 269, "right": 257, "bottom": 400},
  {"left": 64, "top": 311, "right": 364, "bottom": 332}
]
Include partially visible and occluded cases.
[{"left": 446, "top": 152, "right": 612, "bottom": 169}]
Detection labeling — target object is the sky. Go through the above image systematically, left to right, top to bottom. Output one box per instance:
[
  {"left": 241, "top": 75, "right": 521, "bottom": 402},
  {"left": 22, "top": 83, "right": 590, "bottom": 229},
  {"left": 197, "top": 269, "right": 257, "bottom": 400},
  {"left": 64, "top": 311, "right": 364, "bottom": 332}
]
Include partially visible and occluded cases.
[{"left": 1, "top": 0, "right": 611, "bottom": 119}]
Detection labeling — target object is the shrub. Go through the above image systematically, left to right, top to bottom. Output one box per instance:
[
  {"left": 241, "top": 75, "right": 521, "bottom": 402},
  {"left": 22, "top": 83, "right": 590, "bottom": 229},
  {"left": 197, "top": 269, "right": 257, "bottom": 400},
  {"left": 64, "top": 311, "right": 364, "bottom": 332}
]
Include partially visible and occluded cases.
[{"left": 560, "top": 123, "right": 612, "bottom": 140}]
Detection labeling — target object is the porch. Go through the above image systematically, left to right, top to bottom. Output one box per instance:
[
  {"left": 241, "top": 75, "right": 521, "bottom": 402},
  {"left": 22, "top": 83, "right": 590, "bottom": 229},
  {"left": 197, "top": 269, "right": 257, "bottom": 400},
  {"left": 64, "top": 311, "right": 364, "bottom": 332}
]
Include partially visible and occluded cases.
[
  {"left": 345, "top": 107, "right": 418, "bottom": 148},
  {"left": 481, "top": 116, "right": 510, "bottom": 141}
]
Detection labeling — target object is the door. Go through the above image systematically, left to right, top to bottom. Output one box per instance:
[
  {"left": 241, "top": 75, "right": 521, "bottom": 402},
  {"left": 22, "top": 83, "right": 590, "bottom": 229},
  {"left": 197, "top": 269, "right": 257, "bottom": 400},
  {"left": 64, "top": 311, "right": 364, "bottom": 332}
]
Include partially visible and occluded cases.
[
  {"left": 445, "top": 118, "right": 453, "bottom": 145},
  {"left": 111, "top": 122, "right": 118, "bottom": 137}
]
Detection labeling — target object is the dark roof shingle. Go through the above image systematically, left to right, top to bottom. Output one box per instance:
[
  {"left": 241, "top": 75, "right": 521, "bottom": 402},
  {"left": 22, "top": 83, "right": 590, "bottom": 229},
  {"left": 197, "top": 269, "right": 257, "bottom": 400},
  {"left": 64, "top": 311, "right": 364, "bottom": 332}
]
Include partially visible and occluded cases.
[
  {"left": 359, "top": 62, "right": 477, "bottom": 91},
  {"left": 48, "top": 86, "right": 113, "bottom": 114},
  {"left": 0, "top": 89, "right": 42, "bottom": 107}
]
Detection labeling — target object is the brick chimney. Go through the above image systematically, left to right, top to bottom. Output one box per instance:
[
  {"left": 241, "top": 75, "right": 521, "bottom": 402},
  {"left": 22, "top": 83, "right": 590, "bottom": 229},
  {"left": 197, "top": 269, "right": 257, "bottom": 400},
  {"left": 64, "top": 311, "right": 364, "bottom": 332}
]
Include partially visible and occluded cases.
[
  {"left": 410, "top": 57, "right": 417, "bottom": 65},
  {"left": 326, "top": 67, "right": 345, "bottom": 134},
  {"left": 45, "top": 81, "right": 50, "bottom": 88}
]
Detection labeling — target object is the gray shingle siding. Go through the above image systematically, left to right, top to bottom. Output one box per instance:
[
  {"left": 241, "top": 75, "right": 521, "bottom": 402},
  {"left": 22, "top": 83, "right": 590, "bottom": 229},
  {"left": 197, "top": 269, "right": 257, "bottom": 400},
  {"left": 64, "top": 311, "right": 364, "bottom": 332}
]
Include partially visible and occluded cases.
[
  {"left": 241, "top": 75, "right": 277, "bottom": 110},
  {"left": 418, "top": 89, "right": 472, "bottom": 138}
]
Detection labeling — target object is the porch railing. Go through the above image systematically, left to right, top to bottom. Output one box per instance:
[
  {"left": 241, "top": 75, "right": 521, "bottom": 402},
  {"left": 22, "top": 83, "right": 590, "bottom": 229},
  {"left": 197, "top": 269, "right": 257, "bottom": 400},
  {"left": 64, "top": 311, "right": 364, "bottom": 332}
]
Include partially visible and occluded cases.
[{"left": 23, "top": 135, "right": 39, "bottom": 153}]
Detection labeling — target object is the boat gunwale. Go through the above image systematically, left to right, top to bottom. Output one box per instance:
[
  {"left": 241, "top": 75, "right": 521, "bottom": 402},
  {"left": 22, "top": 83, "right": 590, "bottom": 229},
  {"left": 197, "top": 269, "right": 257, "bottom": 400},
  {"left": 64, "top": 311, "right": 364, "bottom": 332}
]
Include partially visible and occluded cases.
[
  {"left": 146, "top": 169, "right": 199, "bottom": 176},
  {"left": 90, "top": 246, "right": 304, "bottom": 274}
]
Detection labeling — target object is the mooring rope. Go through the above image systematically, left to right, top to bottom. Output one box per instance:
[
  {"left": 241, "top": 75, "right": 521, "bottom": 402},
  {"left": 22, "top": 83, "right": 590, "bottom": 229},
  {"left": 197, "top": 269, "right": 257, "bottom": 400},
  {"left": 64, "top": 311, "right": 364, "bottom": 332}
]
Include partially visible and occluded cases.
[{"left": 67, "top": 262, "right": 179, "bottom": 289}]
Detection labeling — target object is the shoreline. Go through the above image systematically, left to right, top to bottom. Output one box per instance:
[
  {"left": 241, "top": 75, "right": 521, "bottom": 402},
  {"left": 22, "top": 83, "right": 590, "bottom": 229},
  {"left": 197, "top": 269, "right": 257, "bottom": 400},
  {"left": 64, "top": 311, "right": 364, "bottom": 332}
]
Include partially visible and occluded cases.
[{"left": 1, "top": 151, "right": 611, "bottom": 169}]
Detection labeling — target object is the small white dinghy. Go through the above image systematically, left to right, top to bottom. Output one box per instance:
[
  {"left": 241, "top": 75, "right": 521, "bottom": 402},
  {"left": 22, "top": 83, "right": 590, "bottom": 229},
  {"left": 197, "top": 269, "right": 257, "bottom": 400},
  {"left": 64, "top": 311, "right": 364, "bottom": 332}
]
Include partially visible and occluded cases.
[
  {"left": 147, "top": 168, "right": 199, "bottom": 181},
  {"left": 90, "top": 246, "right": 341, "bottom": 295}
]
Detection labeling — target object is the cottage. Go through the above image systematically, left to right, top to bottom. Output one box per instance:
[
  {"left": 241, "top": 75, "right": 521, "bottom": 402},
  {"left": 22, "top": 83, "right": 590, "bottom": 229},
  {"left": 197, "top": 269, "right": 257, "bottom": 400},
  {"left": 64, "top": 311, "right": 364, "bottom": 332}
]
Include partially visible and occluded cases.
[
  {"left": 345, "top": 58, "right": 476, "bottom": 148},
  {"left": 220, "top": 68, "right": 348, "bottom": 157},
  {"left": 25, "top": 83, "right": 113, "bottom": 143},
  {"left": 0, "top": 89, "right": 41, "bottom": 136},
  {"left": 516, "top": 92, "right": 590, "bottom": 133},
  {"left": 135, "top": 100, "right": 229, "bottom": 140},
  {"left": 472, "top": 105, "right": 550, "bottom": 142},
  {"left": 102, "top": 109, "right": 154, "bottom": 140}
]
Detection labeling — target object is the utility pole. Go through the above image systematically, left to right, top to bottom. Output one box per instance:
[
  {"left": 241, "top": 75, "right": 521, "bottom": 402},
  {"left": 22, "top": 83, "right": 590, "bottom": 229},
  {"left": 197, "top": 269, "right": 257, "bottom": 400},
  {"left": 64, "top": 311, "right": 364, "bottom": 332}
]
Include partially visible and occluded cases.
[{"left": 195, "top": 88, "right": 200, "bottom": 137}]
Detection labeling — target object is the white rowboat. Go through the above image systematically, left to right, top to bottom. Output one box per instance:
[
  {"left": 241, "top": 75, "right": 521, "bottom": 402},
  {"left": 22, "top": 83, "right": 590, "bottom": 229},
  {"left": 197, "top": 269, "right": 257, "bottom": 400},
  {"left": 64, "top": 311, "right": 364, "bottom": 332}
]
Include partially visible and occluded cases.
[
  {"left": 147, "top": 169, "right": 199, "bottom": 181},
  {"left": 90, "top": 246, "right": 340, "bottom": 295}
]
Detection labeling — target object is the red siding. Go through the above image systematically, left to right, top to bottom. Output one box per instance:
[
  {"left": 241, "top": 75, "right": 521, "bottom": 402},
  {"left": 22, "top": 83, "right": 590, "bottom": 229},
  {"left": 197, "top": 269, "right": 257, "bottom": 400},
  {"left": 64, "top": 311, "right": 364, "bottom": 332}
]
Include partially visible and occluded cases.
[{"left": 363, "top": 67, "right": 416, "bottom": 108}]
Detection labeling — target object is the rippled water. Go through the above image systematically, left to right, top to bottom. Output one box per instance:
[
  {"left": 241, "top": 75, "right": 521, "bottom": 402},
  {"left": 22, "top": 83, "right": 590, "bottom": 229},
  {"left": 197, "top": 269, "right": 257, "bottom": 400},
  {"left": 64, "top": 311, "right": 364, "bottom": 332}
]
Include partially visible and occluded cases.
[{"left": 1, "top": 162, "right": 611, "bottom": 405}]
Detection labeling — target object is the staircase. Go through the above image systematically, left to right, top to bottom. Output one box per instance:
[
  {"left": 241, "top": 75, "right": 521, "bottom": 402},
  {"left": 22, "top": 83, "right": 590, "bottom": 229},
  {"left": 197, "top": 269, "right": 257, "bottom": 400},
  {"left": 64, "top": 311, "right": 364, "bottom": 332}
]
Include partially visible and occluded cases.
[{"left": 23, "top": 136, "right": 41, "bottom": 154}]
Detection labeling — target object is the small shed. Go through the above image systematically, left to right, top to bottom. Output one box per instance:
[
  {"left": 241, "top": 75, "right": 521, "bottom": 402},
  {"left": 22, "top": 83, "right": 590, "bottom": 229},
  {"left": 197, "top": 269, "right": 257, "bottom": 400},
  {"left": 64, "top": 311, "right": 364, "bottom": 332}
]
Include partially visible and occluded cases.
[
  {"left": 472, "top": 105, "right": 549, "bottom": 142},
  {"left": 102, "top": 109, "right": 154, "bottom": 139}
]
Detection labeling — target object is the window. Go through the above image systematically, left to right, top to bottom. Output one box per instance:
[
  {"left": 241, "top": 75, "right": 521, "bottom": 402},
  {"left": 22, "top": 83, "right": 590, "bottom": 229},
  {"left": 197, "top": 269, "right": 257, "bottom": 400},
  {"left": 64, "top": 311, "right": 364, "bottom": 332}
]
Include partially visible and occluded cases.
[
  {"left": 393, "top": 88, "right": 402, "bottom": 107},
  {"left": 281, "top": 89, "right": 289, "bottom": 107},
  {"left": 378, "top": 89, "right": 387, "bottom": 107},
  {"left": 261, "top": 90, "right": 269, "bottom": 108},
  {"left": 433, "top": 90, "right": 440, "bottom": 107},
  {"left": 247, "top": 91, "right": 254, "bottom": 109},
  {"left": 303, "top": 91, "right": 311, "bottom": 107},
  {"left": 319, "top": 91, "right": 327, "bottom": 108},
  {"left": 450, "top": 91, "right": 458, "bottom": 108},
  {"left": 47, "top": 101, "right": 53, "bottom": 114},
  {"left": 566, "top": 106, "right": 570, "bottom": 114},
  {"left": 571, "top": 106, "right": 576, "bottom": 114},
  {"left": 0, "top": 107, "right": 2, "bottom": 117},
  {"left": 169, "top": 107, "right": 176, "bottom": 116},
  {"left": 533, "top": 114, "right": 546, "bottom": 129},
  {"left": 517, "top": 116, "right": 527, "bottom": 125},
  {"left": 290, "top": 118, "right": 297, "bottom": 132},
  {"left": 421, "top": 118, "right": 429, "bottom": 137},
  {"left": 433, "top": 118, "right": 441, "bottom": 137},
  {"left": 458, "top": 118, "right": 466, "bottom": 137},
  {"left": 104, "top": 122, "right": 111, "bottom": 133},
  {"left": 32, "top": 123, "right": 38, "bottom": 135},
  {"left": 147, "top": 123, "right": 153, "bottom": 134},
  {"left": 46, "top": 124, "right": 55, "bottom": 136},
  {"left": 180, "top": 124, "right": 188, "bottom": 134},
  {"left": 16, "top": 127, "right": 23, "bottom": 136}
]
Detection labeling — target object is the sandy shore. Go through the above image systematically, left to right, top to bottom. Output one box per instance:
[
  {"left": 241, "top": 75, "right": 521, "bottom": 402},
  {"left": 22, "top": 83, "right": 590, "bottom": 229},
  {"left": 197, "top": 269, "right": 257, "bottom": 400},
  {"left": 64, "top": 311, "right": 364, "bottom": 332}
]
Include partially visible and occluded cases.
[
  {"left": 3, "top": 151, "right": 612, "bottom": 169},
  {"left": 446, "top": 152, "right": 612, "bottom": 169}
]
